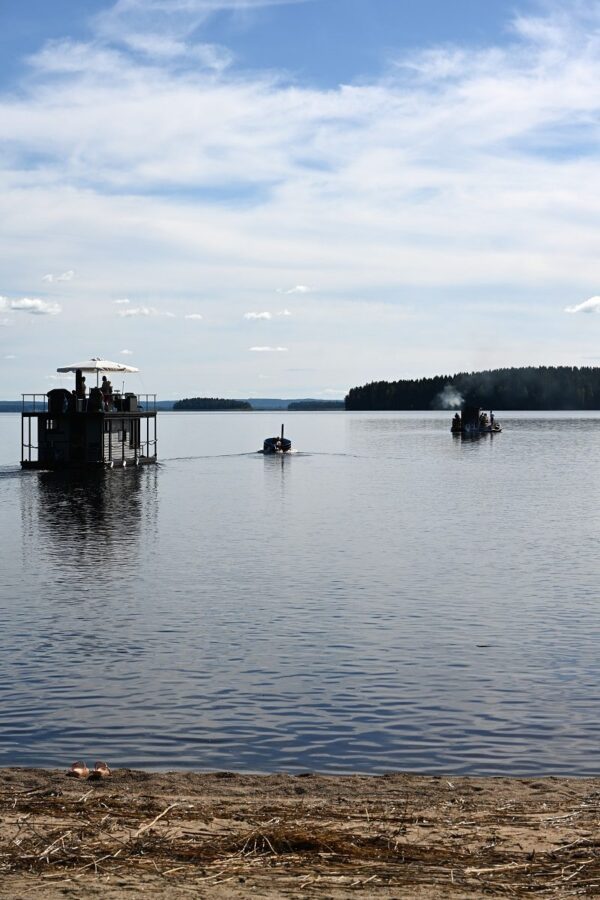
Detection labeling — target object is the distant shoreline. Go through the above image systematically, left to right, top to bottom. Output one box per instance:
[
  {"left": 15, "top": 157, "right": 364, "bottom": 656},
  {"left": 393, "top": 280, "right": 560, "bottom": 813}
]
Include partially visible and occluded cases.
[
  {"left": 0, "top": 399, "right": 345, "bottom": 413},
  {"left": 4, "top": 405, "right": 600, "bottom": 413}
]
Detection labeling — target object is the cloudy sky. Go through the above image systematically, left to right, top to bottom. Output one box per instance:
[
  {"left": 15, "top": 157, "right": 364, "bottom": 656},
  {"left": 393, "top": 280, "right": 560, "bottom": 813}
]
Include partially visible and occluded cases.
[{"left": 1, "top": 0, "right": 599, "bottom": 399}]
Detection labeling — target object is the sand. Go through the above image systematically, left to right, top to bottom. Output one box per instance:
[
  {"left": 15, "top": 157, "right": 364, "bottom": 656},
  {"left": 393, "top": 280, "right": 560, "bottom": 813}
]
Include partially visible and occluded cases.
[{"left": 1, "top": 767, "right": 600, "bottom": 898}]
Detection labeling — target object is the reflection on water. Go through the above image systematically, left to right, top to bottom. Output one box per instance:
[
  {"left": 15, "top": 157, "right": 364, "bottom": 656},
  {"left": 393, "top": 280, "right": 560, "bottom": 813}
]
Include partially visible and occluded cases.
[
  {"left": 1, "top": 412, "right": 600, "bottom": 775},
  {"left": 21, "top": 469, "right": 155, "bottom": 570}
]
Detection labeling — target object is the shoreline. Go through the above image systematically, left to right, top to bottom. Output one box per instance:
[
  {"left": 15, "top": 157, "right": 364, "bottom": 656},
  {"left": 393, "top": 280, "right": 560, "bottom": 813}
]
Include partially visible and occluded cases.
[{"left": 2, "top": 768, "right": 599, "bottom": 898}]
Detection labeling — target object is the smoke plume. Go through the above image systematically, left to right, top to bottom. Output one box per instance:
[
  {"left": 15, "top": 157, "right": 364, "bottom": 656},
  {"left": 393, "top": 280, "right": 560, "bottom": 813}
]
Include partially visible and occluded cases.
[{"left": 436, "top": 384, "right": 464, "bottom": 409}]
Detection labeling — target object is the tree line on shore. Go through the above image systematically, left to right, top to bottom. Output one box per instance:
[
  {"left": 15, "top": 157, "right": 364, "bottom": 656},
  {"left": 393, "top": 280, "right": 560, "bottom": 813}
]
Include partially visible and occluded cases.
[
  {"left": 345, "top": 367, "right": 600, "bottom": 410},
  {"left": 172, "top": 397, "right": 343, "bottom": 411},
  {"left": 173, "top": 398, "right": 251, "bottom": 410},
  {"left": 288, "top": 400, "right": 344, "bottom": 410}
]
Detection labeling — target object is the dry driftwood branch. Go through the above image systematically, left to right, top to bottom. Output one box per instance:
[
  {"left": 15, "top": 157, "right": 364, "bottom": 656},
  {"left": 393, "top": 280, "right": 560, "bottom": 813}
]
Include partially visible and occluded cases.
[{"left": 133, "top": 803, "right": 180, "bottom": 838}]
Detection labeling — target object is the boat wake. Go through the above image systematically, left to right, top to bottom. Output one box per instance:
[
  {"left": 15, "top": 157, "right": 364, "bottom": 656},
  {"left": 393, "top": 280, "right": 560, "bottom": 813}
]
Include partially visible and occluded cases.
[{"left": 0, "top": 465, "right": 27, "bottom": 480}]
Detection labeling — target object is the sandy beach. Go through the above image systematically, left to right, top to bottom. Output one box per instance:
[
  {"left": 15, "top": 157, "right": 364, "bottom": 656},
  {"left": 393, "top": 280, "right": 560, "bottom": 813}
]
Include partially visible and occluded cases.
[{"left": 1, "top": 768, "right": 599, "bottom": 898}]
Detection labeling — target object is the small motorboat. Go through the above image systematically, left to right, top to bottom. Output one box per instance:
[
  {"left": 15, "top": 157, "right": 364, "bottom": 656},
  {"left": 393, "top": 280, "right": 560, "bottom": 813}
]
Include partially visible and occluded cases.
[{"left": 263, "top": 424, "right": 292, "bottom": 454}]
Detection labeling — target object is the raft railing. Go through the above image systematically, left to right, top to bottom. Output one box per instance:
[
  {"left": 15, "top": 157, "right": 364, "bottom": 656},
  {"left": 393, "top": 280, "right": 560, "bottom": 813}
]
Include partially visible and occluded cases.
[
  {"left": 21, "top": 393, "right": 157, "bottom": 412},
  {"left": 21, "top": 394, "right": 48, "bottom": 412},
  {"left": 136, "top": 394, "right": 157, "bottom": 412}
]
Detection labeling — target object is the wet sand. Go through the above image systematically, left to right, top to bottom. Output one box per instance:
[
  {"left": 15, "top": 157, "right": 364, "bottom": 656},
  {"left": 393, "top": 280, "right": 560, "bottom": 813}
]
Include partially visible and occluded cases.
[{"left": 1, "top": 767, "right": 599, "bottom": 898}]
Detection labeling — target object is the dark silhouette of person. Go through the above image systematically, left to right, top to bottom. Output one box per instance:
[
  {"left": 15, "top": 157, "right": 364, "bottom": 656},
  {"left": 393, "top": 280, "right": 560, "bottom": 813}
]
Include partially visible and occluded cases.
[{"left": 101, "top": 376, "right": 113, "bottom": 411}]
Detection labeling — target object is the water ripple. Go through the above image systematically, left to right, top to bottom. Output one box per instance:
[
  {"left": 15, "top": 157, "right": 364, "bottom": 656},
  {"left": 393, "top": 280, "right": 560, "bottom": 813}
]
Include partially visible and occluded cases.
[{"left": 1, "top": 412, "right": 600, "bottom": 774}]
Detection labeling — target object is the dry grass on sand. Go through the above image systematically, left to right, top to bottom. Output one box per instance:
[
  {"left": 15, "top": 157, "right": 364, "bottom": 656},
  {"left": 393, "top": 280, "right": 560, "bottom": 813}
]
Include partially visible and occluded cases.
[{"left": 1, "top": 768, "right": 600, "bottom": 898}]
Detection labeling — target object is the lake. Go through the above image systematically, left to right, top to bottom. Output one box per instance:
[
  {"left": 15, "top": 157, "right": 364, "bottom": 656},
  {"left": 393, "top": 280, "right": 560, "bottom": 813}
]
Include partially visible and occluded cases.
[{"left": 1, "top": 410, "right": 599, "bottom": 775}]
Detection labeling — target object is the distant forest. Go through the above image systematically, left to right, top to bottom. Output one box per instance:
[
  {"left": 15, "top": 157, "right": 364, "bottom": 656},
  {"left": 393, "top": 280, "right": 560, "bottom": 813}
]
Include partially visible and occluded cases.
[
  {"left": 345, "top": 367, "right": 600, "bottom": 410},
  {"left": 173, "top": 398, "right": 251, "bottom": 411},
  {"left": 288, "top": 400, "right": 344, "bottom": 410}
]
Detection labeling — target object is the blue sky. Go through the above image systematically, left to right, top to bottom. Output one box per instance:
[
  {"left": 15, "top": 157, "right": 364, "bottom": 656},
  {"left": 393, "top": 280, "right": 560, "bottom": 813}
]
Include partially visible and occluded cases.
[
  {"left": 1, "top": 0, "right": 599, "bottom": 398},
  {"left": 0, "top": 1, "right": 532, "bottom": 85}
]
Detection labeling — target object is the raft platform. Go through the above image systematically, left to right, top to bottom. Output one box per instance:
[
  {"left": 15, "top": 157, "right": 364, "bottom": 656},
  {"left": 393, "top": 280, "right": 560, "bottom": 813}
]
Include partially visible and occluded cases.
[{"left": 21, "top": 392, "right": 157, "bottom": 469}]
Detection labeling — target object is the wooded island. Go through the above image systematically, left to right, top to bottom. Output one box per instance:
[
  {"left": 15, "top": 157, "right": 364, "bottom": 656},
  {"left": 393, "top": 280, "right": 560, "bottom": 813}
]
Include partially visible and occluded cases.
[
  {"left": 345, "top": 366, "right": 600, "bottom": 410},
  {"left": 173, "top": 398, "right": 252, "bottom": 410}
]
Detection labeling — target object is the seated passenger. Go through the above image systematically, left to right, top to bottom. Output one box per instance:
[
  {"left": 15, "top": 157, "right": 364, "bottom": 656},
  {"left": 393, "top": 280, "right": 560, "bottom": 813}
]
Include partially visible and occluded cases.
[{"left": 88, "top": 386, "right": 104, "bottom": 412}]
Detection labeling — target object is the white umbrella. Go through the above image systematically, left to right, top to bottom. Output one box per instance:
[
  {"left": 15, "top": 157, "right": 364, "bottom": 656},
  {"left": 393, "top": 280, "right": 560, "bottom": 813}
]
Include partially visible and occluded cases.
[{"left": 57, "top": 357, "right": 139, "bottom": 386}]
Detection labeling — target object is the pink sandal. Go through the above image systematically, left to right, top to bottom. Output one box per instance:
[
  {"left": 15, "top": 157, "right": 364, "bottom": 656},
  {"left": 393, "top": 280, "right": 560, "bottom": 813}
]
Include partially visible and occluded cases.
[
  {"left": 67, "top": 760, "right": 89, "bottom": 778},
  {"left": 89, "top": 760, "right": 112, "bottom": 779}
]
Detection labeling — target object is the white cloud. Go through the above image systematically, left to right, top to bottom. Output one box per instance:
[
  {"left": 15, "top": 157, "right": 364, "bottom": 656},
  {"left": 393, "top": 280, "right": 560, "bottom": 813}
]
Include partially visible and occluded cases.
[
  {"left": 91, "top": 0, "right": 307, "bottom": 79},
  {"left": 2, "top": 1, "right": 600, "bottom": 393},
  {"left": 2, "top": 5, "right": 598, "bottom": 308},
  {"left": 122, "top": 33, "right": 190, "bottom": 59},
  {"left": 124, "top": 33, "right": 233, "bottom": 70},
  {"left": 28, "top": 40, "right": 125, "bottom": 76},
  {"left": 191, "top": 43, "right": 233, "bottom": 71},
  {"left": 42, "top": 270, "right": 74, "bottom": 283},
  {"left": 278, "top": 285, "right": 311, "bottom": 295},
  {"left": 565, "top": 296, "right": 600, "bottom": 314},
  {"left": 2, "top": 297, "right": 61, "bottom": 315},
  {"left": 114, "top": 298, "right": 130, "bottom": 304},
  {"left": 118, "top": 306, "right": 175, "bottom": 317},
  {"left": 244, "top": 309, "right": 291, "bottom": 319},
  {"left": 184, "top": 313, "right": 203, "bottom": 319},
  {"left": 249, "top": 345, "right": 288, "bottom": 352},
  {"left": 120, "top": 348, "right": 133, "bottom": 354},
  {"left": 4, "top": 354, "right": 16, "bottom": 359}
]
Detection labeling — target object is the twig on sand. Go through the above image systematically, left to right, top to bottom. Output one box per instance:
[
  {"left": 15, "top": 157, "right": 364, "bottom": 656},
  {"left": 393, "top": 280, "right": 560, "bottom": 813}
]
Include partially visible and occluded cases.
[
  {"left": 134, "top": 803, "right": 179, "bottom": 838},
  {"left": 38, "top": 831, "right": 72, "bottom": 860},
  {"left": 465, "top": 861, "right": 534, "bottom": 875}
]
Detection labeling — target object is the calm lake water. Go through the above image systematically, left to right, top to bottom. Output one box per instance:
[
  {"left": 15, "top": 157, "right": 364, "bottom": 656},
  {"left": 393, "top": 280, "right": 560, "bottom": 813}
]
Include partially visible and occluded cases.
[{"left": 1, "top": 411, "right": 599, "bottom": 775}]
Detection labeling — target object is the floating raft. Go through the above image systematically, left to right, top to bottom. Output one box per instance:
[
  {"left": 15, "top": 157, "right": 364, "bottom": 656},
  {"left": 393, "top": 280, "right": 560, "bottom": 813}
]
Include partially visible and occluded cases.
[
  {"left": 21, "top": 357, "right": 157, "bottom": 469},
  {"left": 450, "top": 405, "right": 502, "bottom": 436}
]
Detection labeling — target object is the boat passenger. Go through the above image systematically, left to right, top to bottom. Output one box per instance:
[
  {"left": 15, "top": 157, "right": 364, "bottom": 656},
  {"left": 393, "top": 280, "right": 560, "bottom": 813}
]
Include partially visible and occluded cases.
[
  {"left": 75, "top": 371, "right": 86, "bottom": 399},
  {"left": 101, "top": 376, "right": 113, "bottom": 411}
]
